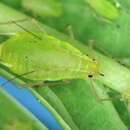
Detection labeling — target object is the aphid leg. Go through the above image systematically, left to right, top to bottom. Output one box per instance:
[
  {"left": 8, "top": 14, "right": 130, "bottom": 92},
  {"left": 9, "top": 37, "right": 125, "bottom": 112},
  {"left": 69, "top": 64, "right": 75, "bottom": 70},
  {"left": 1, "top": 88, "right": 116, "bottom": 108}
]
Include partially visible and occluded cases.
[
  {"left": 92, "top": 13, "right": 120, "bottom": 28},
  {"left": 0, "top": 18, "right": 47, "bottom": 34},
  {"left": 0, "top": 18, "right": 42, "bottom": 40},
  {"left": 28, "top": 18, "right": 47, "bottom": 34},
  {"left": 62, "top": 24, "right": 75, "bottom": 45},
  {"left": 88, "top": 39, "right": 123, "bottom": 65},
  {"left": 88, "top": 39, "right": 94, "bottom": 59},
  {"left": 87, "top": 79, "right": 120, "bottom": 102},
  {"left": 12, "top": 80, "right": 44, "bottom": 88},
  {"left": 16, "top": 80, "right": 72, "bottom": 88},
  {"left": 36, "top": 80, "right": 72, "bottom": 88}
]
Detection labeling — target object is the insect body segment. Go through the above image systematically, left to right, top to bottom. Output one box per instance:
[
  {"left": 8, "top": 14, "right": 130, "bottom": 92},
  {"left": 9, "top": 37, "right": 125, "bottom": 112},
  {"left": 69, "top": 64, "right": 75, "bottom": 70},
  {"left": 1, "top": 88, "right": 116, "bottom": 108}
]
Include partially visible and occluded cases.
[
  {"left": 22, "top": 0, "right": 62, "bottom": 17},
  {"left": 86, "top": 0, "right": 119, "bottom": 19},
  {"left": 0, "top": 32, "right": 99, "bottom": 81}
]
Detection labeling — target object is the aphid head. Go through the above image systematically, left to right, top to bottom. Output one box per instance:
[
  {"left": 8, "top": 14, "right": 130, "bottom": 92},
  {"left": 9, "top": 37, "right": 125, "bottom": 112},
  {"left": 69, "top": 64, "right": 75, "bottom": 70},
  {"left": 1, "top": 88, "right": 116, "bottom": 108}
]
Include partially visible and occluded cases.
[{"left": 86, "top": 58, "right": 104, "bottom": 79}]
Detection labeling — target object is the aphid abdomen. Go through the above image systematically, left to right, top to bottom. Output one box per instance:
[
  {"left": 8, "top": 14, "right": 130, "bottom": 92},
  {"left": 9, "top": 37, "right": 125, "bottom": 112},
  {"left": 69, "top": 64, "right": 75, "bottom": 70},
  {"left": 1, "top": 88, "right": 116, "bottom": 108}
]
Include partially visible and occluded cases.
[{"left": 0, "top": 32, "right": 99, "bottom": 81}]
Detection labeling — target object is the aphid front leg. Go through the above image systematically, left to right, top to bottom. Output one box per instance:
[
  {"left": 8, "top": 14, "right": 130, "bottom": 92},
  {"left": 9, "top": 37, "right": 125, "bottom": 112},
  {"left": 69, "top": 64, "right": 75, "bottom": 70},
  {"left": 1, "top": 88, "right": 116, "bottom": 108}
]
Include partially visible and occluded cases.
[
  {"left": 93, "top": 13, "right": 120, "bottom": 28},
  {"left": 62, "top": 24, "right": 75, "bottom": 45},
  {"left": 87, "top": 78, "right": 120, "bottom": 102},
  {"left": 17, "top": 80, "right": 72, "bottom": 88}
]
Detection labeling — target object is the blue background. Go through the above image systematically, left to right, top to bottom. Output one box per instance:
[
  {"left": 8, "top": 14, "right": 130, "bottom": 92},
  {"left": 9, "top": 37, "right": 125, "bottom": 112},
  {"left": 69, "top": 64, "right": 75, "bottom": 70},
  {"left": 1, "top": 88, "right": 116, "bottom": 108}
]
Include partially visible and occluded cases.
[{"left": 0, "top": 76, "right": 61, "bottom": 130}]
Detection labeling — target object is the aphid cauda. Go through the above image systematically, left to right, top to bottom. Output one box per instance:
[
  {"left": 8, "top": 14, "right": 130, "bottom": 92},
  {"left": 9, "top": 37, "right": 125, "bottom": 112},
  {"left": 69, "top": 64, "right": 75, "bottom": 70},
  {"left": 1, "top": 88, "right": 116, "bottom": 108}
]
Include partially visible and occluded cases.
[
  {"left": 22, "top": 0, "right": 62, "bottom": 18},
  {"left": 86, "top": 0, "right": 119, "bottom": 19},
  {"left": 0, "top": 18, "right": 129, "bottom": 102}
]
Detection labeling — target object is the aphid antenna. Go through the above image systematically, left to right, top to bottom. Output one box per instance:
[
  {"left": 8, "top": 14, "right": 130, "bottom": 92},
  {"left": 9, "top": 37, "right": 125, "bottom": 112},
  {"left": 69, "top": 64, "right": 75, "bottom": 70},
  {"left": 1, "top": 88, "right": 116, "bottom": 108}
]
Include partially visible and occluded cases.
[
  {"left": 0, "top": 18, "right": 42, "bottom": 40},
  {"left": 12, "top": 20, "right": 42, "bottom": 40},
  {"left": 89, "top": 40, "right": 123, "bottom": 66},
  {"left": 88, "top": 79, "right": 121, "bottom": 102}
]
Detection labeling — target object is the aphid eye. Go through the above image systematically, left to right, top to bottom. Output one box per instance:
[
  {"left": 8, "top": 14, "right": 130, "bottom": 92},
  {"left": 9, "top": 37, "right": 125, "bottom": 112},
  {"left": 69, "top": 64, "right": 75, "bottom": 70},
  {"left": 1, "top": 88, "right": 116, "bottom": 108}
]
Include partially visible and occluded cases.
[{"left": 88, "top": 75, "right": 93, "bottom": 78}]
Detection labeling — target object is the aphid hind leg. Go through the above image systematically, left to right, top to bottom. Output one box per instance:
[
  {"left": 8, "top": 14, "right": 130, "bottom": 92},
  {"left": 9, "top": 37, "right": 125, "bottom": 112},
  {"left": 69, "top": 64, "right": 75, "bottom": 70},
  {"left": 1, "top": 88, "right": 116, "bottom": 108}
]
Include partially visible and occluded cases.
[
  {"left": 62, "top": 24, "right": 75, "bottom": 45},
  {"left": 88, "top": 39, "right": 123, "bottom": 65},
  {"left": 88, "top": 79, "right": 120, "bottom": 102},
  {"left": 13, "top": 80, "right": 44, "bottom": 88},
  {"left": 17, "top": 80, "right": 72, "bottom": 88},
  {"left": 36, "top": 80, "right": 72, "bottom": 88}
]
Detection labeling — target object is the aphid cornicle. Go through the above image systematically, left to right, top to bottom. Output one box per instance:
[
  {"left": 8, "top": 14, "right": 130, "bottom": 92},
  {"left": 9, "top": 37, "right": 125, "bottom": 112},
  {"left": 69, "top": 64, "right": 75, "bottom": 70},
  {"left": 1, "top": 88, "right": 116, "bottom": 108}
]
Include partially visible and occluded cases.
[{"left": 0, "top": 32, "right": 99, "bottom": 81}]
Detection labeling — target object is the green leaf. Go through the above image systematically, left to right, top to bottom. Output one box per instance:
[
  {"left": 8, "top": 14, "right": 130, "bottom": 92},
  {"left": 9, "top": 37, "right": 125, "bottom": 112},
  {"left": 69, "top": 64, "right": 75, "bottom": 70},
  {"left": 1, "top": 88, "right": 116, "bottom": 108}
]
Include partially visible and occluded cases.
[
  {"left": 42, "top": 0, "right": 130, "bottom": 58},
  {"left": 0, "top": 2, "right": 130, "bottom": 130},
  {"left": 0, "top": 87, "right": 48, "bottom": 130}
]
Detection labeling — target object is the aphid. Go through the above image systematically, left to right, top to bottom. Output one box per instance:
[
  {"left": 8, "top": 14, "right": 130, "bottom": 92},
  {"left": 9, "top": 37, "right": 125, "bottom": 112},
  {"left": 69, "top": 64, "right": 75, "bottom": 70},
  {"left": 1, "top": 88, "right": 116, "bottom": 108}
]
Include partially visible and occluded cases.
[
  {"left": 22, "top": 0, "right": 62, "bottom": 18},
  {"left": 86, "top": 0, "right": 119, "bottom": 19},
  {"left": 0, "top": 18, "right": 127, "bottom": 102},
  {"left": 0, "top": 30, "right": 99, "bottom": 81},
  {"left": 121, "top": 90, "right": 130, "bottom": 102},
  {"left": 121, "top": 90, "right": 130, "bottom": 117}
]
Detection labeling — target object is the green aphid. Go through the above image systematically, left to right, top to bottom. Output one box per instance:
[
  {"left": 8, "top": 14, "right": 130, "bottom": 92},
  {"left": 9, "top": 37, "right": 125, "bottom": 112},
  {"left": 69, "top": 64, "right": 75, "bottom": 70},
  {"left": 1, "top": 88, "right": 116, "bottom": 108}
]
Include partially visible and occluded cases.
[
  {"left": 22, "top": 0, "right": 62, "bottom": 17},
  {"left": 86, "top": 0, "right": 119, "bottom": 19},
  {"left": 1, "top": 19, "right": 129, "bottom": 102},
  {"left": 0, "top": 32, "right": 99, "bottom": 81},
  {"left": 121, "top": 90, "right": 130, "bottom": 102}
]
